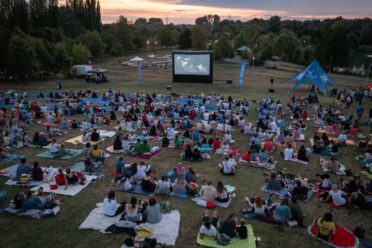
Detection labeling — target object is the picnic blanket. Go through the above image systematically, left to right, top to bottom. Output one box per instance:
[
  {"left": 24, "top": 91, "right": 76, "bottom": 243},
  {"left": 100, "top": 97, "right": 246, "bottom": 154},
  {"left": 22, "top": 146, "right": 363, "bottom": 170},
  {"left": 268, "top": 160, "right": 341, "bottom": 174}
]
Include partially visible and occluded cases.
[
  {"left": 82, "top": 98, "right": 111, "bottom": 104},
  {"left": 65, "top": 135, "right": 101, "bottom": 145},
  {"left": 328, "top": 137, "right": 356, "bottom": 146},
  {"left": 106, "top": 145, "right": 123, "bottom": 154},
  {"left": 35, "top": 149, "right": 83, "bottom": 160},
  {"left": 129, "top": 149, "right": 161, "bottom": 159},
  {"left": 0, "top": 154, "right": 24, "bottom": 162},
  {"left": 288, "top": 158, "right": 309, "bottom": 165},
  {"left": 69, "top": 162, "right": 86, "bottom": 173},
  {"left": 249, "top": 162, "right": 275, "bottom": 170},
  {"left": 1, "top": 164, "right": 47, "bottom": 187},
  {"left": 30, "top": 175, "right": 97, "bottom": 196},
  {"left": 261, "top": 180, "right": 314, "bottom": 202},
  {"left": 116, "top": 184, "right": 154, "bottom": 196},
  {"left": 192, "top": 197, "right": 233, "bottom": 209},
  {"left": 79, "top": 203, "right": 121, "bottom": 233},
  {"left": 79, "top": 204, "right": 180, "bottom": 246},
  {"left": 1, "top": 205, "right": 60, "bottom": 219},
  {"left": 308, "top": 220, "right": 359, "bottom": 248},
  {"left": 197, "top": 224, "right": 256, "bottom": 248}
]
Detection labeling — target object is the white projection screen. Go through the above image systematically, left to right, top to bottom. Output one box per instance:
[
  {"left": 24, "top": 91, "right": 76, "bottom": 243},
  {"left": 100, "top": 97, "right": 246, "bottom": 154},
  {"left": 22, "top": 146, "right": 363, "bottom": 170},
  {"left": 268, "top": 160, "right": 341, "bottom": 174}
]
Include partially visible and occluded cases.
[{"left": 172, "top": 51, "right": 213, "bottom": 83}]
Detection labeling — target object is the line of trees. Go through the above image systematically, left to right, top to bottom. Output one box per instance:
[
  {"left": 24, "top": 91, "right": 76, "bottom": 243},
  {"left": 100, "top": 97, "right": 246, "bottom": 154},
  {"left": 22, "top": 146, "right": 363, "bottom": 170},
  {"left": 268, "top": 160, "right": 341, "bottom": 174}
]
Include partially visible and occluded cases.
[{"left": 0, "top": 2, "right": 371, "bottom": 80}]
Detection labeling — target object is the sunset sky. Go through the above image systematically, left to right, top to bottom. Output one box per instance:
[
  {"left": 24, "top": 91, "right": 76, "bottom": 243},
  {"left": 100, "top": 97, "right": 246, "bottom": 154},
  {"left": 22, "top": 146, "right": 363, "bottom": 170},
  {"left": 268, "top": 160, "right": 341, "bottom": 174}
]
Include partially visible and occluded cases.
[{"left": 95, "top": 0, "right": 372, "bottom": 24}]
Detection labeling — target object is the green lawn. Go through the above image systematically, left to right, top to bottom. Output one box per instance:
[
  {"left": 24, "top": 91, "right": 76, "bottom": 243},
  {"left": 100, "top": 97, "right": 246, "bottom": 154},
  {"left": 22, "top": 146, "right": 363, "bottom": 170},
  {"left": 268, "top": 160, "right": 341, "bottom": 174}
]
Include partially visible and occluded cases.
[{"left": 0, "top": 57, "right": 371, "bottom": 248}]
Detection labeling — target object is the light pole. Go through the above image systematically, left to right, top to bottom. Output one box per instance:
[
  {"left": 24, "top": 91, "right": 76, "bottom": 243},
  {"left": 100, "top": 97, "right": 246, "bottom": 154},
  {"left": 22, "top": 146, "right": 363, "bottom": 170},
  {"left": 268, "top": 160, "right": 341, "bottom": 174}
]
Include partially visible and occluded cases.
[
  {"left": 366, "top": 55, "right": 372, "bottom": 85},
  {"left": 252, "top": 57, "right": 255, "bottom": 82}
]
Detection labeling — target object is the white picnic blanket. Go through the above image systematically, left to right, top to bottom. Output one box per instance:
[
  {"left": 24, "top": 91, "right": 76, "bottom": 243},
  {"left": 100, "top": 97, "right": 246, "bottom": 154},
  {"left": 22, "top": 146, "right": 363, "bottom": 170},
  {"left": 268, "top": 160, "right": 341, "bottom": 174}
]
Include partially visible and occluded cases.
[
  {"left": 98, "top": 130, "right": 116, "bottom": 138},
  {"left": 30, "top": 175, "right": 97, "bottom": 196},
  {"left": 79, "top": 203, "right": 121, "bottom": 233},
  {"left": 79, "top": 206, "right": 180, "bottom": 246}
]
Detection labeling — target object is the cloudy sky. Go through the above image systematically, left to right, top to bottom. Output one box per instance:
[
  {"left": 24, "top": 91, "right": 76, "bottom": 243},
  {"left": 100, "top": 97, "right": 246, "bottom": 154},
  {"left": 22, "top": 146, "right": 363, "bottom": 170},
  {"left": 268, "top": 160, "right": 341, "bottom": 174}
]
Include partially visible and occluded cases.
[{"left": 98, "top": 0, "right": 372, "bottom": 23}]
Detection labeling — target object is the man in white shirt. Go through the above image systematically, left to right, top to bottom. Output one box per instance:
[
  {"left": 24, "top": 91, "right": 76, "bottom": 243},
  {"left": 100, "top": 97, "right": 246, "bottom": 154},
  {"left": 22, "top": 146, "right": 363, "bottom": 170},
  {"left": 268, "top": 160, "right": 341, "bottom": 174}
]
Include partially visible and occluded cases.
[
  {"left": 283, "top": 144, "right": 294, "bottom": 160},
  {"left": 219, "top": 157, "right": 235, "bottom": 175},
  {"left": 200, "top": 181, "right": 217, "bottom": 201},
  {"left": 327, "top": 184, "right": 346, "bottom": 207}
]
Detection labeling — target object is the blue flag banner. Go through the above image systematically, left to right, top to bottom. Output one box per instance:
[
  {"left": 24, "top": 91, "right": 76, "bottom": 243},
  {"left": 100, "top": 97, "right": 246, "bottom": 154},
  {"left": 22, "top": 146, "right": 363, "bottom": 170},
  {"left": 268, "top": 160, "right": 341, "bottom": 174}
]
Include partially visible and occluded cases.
[
  {"left": 239, "top": 60, "right": 248, "bottom": 87},
  {"left": 138, "top": 62, "right": 142, "bottom": 80}
]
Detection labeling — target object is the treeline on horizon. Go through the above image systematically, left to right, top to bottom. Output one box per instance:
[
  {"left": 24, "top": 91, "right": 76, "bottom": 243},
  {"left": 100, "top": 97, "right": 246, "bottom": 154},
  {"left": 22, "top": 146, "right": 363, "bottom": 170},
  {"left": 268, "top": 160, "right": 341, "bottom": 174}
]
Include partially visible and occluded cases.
[{"left": 0, "top": 0, "right": 372, "bottom": 80}]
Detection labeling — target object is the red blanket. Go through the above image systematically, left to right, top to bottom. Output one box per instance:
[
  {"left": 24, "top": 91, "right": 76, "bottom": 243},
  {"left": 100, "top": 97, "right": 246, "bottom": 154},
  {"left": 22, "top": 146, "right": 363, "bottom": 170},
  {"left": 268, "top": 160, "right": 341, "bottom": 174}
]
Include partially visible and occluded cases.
[{"left": 309, "top": 224, "right": 358, "bottom": 248}]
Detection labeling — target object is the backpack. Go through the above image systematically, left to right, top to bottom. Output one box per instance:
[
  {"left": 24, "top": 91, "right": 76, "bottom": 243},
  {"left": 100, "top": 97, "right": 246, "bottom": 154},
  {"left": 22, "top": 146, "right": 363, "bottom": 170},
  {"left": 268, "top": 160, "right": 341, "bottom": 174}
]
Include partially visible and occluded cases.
[
  {"left": 160, "top": 201, "right": 172, "bottom": 214},
  {"left": 217, "top": 233, "right": 231, "bottom": 246}
]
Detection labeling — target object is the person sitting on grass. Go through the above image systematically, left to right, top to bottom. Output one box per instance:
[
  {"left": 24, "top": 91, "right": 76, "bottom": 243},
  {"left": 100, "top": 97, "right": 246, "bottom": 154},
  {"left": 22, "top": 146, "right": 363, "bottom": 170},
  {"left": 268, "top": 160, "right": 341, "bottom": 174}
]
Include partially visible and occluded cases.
[
  {"left": 90, "top": 128, "right": 100, "bottom": 142},
  {"left": 32, "top": 131, "right": 50, "bottom": 147},
  {"left": 173, "top": 133, "right": 183, "bottom": 148},
  {"left": 113, "top": 135, "right": 122, "bottom": 151},
  {"left": 49, "top": 138, "right": 60, "bottom": 155},
  {"left": 131, "top": 140, "right": 151, "bottom": 155},
  {"left": 90, "top": 144, "right": 105, "bottom": 163},
  {"left": 297, "top": 145, "right": 309, "bottom": 162},
  {"left": 192, "top": 147, "right": 202, "bottom": 161},
  {"left": 219, "top": 156, "right": 235, "bottom": 175},
  {"left": 320, "top": 156, "right": 340, "bottom": 173},
  {"left": 16, "top": 158, "right": 31, "bottom": 179},
  {"left": 32, "top": 161, "right": 43, "bottom": 181},
  {"left": 54, "top": 168, "right": 79, "bottom": 190},
  {"left": 141, "top": 170, "right": 157, "bottom": 192},
  {"left": 267, "top": 172, "right": 283, "bottom": 191},
  {"left": 156, "top": 176, "right": 171, "bottom": 195},
  {"left": 172, "top": 176, "right": 187, "bottom": 195},
  {"left": 200, "top": 181, "right": 217, "bottom": 202},
  {"left": 215, "top": 181, "right": 229, "bottom": 203},
  {"left": 324, "top": 184, "right": 347, "bottom": 207},
  {"left": 103, "top": 190, "right": 126, "bottom": 217},
  {"left": 124, "top": 196, "right": 142, "bottom": 223},
  {"left": 242, "top": 196, "right": 269, "bottom": 219},
  {"left": 145, "top": 197, "right": 162, "bottom": 224},
  {"left": 273, "top": 198, "right": 292, "bottom": 224},
  {"left": 289, "top": 198, "right": 305, "bottom": 227},
  {"left": 199, "top": 210, "right": 219, "bottom": 240},
  {"left": 220, "top": 213, "right": 237, "bottom": 238},
  {"left": 316, "top": 213, "right": 336, "bottom": 241},
  {"left": 236, "top": 219, "right": 248, "bottom": 239}
]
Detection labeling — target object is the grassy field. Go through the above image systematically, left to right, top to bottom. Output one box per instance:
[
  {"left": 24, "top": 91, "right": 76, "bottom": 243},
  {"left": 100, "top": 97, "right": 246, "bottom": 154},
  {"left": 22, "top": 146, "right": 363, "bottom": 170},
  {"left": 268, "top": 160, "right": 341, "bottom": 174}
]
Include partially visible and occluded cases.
[{"left": 0, "top": 56, "right": 371, "bottom": 248}]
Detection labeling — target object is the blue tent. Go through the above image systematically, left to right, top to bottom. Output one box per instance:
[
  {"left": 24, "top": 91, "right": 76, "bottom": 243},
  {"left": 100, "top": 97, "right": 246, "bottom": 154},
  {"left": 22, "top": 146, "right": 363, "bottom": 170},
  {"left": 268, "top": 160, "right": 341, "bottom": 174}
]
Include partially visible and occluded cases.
[{"left": 286, "top": 60, "right": 337, "bottom": 95}]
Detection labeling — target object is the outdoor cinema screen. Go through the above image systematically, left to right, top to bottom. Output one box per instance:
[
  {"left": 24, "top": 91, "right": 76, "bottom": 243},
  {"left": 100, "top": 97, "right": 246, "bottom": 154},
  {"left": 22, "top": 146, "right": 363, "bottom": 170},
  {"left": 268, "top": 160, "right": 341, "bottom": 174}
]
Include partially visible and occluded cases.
[{"left": 172, "top": 51, "right": 213, "bottom": 83}]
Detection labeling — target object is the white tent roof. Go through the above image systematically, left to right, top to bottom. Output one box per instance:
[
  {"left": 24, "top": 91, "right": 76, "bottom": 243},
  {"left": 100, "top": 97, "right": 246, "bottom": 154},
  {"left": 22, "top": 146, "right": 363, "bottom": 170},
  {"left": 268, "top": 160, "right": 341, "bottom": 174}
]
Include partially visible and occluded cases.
[
  {"left": 236, "top": 46, "right": 252, "bottom": 53},
  {"left": 130, "top": 56, "right": 144, "bottom": 62}
]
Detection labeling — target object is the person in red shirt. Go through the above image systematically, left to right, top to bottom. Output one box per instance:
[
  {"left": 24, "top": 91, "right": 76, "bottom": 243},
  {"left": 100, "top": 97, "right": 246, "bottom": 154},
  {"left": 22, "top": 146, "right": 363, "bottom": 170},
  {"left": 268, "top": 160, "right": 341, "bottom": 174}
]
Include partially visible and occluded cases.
[
  {"left": 189, "top": 111, "right": 196, "bottom": 120},
  {"left": 301, "top": 111, "right": 308, "bottom": 121},
  {"left": 348, "top": 126, "right": 358, "bottom": 136},
  {"left": 212, "top": 138, "right": 221, "bottom": 152},
  {"left": 263, "top": 140, "right": 274, "bottom": 153},
  {"left": 239, "top": 151, "right": 251, "bottom": 164},
  {"left": 55, "top": 168, "right": 67, "bottom": 186}
]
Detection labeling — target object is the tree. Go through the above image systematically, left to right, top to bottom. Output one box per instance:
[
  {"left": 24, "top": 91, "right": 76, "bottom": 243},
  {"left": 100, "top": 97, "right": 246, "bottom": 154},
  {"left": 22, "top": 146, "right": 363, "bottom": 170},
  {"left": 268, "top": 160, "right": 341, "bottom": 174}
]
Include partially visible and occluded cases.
[
  {"left": 2, "top": 0, "right": 29, "bottom": 32},
  {"left": 29, "top": 0, "right": 47, "bottom": 29},
  {"left": 58, "top": 6, "right": 85, "bottom": 38},
  {"left": 268, "top": 15, "right": 281, "bottom": 32},
  {"left": 114, "top": 16, "right": 134, "bottom": 52},
  {"left": 195, "top": 16, "right": 208, "bottom": 26},
  {"left": 134, "top": 18, "right": 147, "bottom": 26},
  {"left": 148, "top": 18, "right": 163, "bottom": 26},
  {"left": 157, "top": 26, "right": 175, "bottom": 47},
  {"left": 191, "top": 26, "right": 208, "bottom": 50},
  {"left": 317, "top": 26, "right": 350, "bottom": 67},
  {"left": 178, "top": 28, "right": 192, "bottom": 49},
  {"left": 274, "top": 29, "right": 303, "bottom": 62},
  {"left": 77, "top": 31, "right": 104, "bottom": 57},
  {"left": 133, "top": 31, "right": 147, "bottom": 50},
  {"left": 234, "top": 32, "right": 249, "bottom": 49},
  {"left": 6, "top": 35, "right": 37, "bottom": 79},
  {"left": 214, "top": 35, "right": 234, "bottom": 60},
  {"left": 28, "top": 37, "right": 53, "bottom": 71},
  {"left": 110, "top": 39, "right": 123, "bottom": 56},
  {"left": 53, "top": 43, "right": 72, "bottom": 71},
  {"left": 72, "top": 43, "right": 91, "bottom": 64}
]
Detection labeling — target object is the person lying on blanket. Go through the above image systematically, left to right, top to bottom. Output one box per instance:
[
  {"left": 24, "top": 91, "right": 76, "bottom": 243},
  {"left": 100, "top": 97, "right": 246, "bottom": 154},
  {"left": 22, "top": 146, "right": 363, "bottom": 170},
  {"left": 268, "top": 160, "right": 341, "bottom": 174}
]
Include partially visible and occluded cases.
[
  {"left": 12, "top": 190, "right": 60, "bottom": 211},
  {"left": 316, "top": 213, "right": 336, "bottom": 241}
]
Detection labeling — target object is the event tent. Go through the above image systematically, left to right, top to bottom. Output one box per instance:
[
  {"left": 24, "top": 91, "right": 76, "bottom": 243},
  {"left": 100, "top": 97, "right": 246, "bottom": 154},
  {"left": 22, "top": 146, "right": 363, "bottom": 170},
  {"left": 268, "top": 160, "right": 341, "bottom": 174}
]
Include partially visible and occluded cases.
[{"left": 286, "top": 60, "right": 337, "bottom": 95}]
